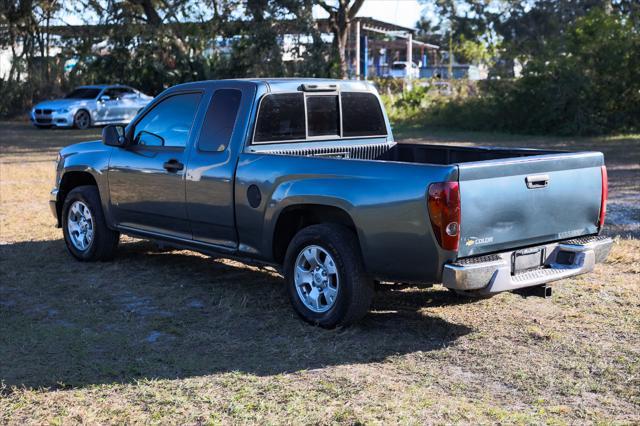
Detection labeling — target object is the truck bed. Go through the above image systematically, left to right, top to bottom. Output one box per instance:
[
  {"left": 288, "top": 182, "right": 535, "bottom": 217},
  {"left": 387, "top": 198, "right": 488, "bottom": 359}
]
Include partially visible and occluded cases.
[
  {"left": 249, "top": 139, "right": 558, "bottom": 164},
  {"left": 250, "top": 139, "right": 605, "bottom": 259},
  {"left": 379, "top": 143, "right": 558, "bottom": 164}
]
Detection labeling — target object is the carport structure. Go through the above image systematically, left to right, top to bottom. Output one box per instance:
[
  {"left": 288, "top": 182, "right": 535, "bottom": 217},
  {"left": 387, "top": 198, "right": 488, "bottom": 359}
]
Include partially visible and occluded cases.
[
  {"left": 38, "top": 17, "right": 438, "bottom": 81},
  {"left": 318, "top": 17, "right": 439, "bottom": 79}
]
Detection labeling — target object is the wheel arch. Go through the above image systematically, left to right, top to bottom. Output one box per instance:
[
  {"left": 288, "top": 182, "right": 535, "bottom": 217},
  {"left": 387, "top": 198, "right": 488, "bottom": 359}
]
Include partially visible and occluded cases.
[
  {"left": 55, "top": 171, "right": 99, "bottom": 226},
  {"left": 272, "top": 204, "right": 362, "bottom": 265}
]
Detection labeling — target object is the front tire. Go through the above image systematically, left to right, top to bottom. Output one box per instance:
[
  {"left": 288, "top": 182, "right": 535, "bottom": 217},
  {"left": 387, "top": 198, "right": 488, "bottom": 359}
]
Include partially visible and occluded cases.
[
  {"left": 73, "top": 110, "right": 91, "bottom": 130},
  {"left": 62, "top": 185, "right": 119, "bottom": 261},
  {"left": 284, "top": 224, "right": 374, "bottom": 328}
]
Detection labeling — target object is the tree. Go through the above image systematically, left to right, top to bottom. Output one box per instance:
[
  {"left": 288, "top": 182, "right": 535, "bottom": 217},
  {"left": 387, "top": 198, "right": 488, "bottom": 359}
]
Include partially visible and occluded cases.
[
  {"left": 0, "top": 0, "right": 64, "bottom": 114},
  {"left": 0, "top": 0, "right": 336, "bottom": 116},
  {"left": 316, "top": 0, "right": 365, "bottom": 79},
  {"left": 419, "top": 0, "right": 630, "bottom": 75},
  {"left": 418, "top": 8, "right": 640, "bottom": 135}
]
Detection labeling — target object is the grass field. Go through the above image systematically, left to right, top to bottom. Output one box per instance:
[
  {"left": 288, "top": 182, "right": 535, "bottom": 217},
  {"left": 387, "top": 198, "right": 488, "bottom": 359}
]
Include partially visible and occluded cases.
[{"left": 1, "top": 121, "right": 639, "bottom": 424}]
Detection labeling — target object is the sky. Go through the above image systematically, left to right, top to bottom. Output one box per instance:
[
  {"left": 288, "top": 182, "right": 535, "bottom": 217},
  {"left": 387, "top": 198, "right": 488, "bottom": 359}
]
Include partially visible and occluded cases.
[{"left": 322, "top": 0, "right": 425, "bottom": 29}]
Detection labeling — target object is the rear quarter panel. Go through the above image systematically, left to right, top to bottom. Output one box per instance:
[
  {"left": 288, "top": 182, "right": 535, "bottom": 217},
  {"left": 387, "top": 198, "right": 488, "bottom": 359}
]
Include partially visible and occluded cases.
[{"left": 234, "top": 153, "right": 458, "bottom": 283}]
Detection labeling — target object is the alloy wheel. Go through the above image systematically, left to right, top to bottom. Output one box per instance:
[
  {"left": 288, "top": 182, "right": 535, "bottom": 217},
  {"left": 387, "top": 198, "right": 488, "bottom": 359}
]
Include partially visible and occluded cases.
[{"left": 294, "top": 245, "right": 340, "bottom": 313}]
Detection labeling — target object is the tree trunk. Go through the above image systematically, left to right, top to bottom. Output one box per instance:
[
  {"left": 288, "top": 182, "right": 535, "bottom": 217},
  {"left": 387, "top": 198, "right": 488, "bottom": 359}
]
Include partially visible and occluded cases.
[
  {"left": 320, "top": 0, "right": 365, "bottom": 79},
  {"left": 336, "top": 26, "right": 349, "bottom": 78}
]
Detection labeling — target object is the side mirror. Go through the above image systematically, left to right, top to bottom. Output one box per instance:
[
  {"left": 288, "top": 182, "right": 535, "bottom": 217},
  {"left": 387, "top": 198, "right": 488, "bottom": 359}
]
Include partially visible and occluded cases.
[
  {"left": 99, "top": 95, "right": 110, "bottom": 102},
  {"left": 102, "top": 124, "right": 126, "bottom": 147}
]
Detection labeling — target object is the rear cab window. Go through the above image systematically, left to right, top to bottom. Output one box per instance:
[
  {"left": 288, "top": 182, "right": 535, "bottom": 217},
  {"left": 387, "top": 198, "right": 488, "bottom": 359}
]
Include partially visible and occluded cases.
[
  {"left": 253, "top": 90, "right": 386, "bottom": 144},
  {"left": 341, "top": 92, "right": 387, "bottom": 137},
  {"left": 254, "top": 93, "right": 305, "bottom": 142},
  {"left": 306, "top": 95, "right": 340, "bottom": 137}
]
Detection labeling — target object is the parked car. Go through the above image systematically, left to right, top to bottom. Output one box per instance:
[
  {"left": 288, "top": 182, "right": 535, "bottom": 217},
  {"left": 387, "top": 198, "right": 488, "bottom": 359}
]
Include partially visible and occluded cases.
[
  {"left": 389, "top": 61, "right": 420, "bottom": 79},
  {"left": 50, "top": 78, "right": 612, "bottom": 328},
  {"left": 31, "top": 85, "right": 153, "bottom": 129}
]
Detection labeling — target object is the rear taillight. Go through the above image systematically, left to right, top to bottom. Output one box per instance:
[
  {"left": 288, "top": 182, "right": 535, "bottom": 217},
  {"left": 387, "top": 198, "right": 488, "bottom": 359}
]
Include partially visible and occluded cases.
[
  {"left": 598, "top": 165, "right": 608, "bottom": 230},
  {"left": 428, "top": 182, "right": 461, "bottom": 251}
]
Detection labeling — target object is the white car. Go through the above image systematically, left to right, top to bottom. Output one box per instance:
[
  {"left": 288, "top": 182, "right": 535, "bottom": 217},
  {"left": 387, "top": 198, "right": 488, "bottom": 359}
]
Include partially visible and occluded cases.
[
  {"left": 389, "top": 61, "right": 420, "bottom": 79},
  {"left": 30, "top": 85, "right": 153, "bottom": 129}
]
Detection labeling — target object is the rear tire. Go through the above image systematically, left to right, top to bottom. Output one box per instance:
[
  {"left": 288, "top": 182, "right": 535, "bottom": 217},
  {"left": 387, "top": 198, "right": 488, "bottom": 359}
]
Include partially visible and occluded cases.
[
  {"left": 62, "top": 185, "right": 119, "bottom": 261},
  {"left": 284, "top": 224, "right": 373, "bottom": 328}
]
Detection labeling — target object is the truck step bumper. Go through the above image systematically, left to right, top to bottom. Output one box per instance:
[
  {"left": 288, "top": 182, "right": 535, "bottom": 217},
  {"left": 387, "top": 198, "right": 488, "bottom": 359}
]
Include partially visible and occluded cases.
[{"left": 442, "top": 235, "right": 612, "bottom": 295}]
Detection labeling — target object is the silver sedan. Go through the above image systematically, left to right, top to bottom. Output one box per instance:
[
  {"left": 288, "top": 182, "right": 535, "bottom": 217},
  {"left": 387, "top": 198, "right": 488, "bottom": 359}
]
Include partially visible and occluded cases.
[{"left": 30, "top": 85, "right": 153, "bottom": 129}]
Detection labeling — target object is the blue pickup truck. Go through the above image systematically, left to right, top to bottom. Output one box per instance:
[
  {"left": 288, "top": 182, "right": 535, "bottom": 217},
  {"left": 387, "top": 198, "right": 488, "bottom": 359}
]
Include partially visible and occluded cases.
[{"left": 50, "top": 78, "right": 612, "bottom": 327}]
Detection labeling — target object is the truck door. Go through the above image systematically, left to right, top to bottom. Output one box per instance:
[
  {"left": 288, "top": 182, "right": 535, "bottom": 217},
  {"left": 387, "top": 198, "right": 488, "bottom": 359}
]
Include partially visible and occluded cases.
[
  {"left": 185, "top": 85, "right": 253, "bottom": 249},
  {"left": 97, "top": 87, "right": 128, "bottom": 122},
  {"left": 115, "top": 87, "right": 140, "bottom": 123},
  {"left": 108, "top": 91, "right": 203, "bottom": 239}
]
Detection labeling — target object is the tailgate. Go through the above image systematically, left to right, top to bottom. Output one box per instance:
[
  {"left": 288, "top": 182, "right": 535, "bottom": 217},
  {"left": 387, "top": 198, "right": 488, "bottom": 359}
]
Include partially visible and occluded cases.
[{"left": 457, "top": 152, "right": 604, "bottom": 257}]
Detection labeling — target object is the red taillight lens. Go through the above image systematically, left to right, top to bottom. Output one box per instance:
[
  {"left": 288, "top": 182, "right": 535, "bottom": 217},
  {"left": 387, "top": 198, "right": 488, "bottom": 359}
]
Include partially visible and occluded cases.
[
  {"left": 598, "top": 165, "right": 608, "bottom": 230},
  {"left": 427, "top": 182, "right": 461, "bottom": 251}
]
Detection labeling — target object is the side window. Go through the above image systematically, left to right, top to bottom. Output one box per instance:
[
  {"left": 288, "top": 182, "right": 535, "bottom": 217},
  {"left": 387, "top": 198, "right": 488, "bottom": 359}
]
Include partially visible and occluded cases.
[
  {"left": 119, "top": 87, "right": 136, "bottom": 99},
  {"left": 102, "top": 88, "right": 119, "bottom": 100},
  {"left": 105, "top": 88, "right": 131, "bottom": 100},
  {"left": 198, "top": 89, "right": 242, "bottom": 152},
  {"left": 134, "top": 92, "right": 202, "bottom": 148},
  {"left": 341, "top": 92, "right": 387, "bottom": 137},
  {"left": 254, "top": 93, "right": 305, "bottom": 142},
  {"left": 306, "top": 95, "right": 339, "bottom": 137}
]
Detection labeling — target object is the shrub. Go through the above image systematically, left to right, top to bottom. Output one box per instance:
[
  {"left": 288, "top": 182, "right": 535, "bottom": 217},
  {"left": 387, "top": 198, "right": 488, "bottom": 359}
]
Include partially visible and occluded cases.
[
  {"left": 395, "top": 9, "right": 640, "bottom": 136},
  {"left": 0, "top": 80, "right": 33, "bottom": 118}
]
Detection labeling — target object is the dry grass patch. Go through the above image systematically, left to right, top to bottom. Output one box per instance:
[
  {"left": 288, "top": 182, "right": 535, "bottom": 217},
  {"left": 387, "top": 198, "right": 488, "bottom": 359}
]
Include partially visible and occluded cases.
[{"left": 1, "top": 121, "right": 639, "bottom": 424}]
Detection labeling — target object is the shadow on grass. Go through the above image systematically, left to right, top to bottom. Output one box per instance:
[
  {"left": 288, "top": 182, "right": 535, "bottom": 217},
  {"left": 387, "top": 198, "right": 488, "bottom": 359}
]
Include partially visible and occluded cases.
[
  {"left": 0, "top": 120, "right": 102, "bottom": 156},
  {"left": 0, "top": 239, "right": 472, "bottom": 391}
]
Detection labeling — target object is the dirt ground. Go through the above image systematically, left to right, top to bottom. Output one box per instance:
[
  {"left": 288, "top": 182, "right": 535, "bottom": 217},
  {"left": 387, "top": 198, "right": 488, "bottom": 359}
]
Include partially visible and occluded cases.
[{"left": 1, "top": 121, "right": 638, "bottom": 424}]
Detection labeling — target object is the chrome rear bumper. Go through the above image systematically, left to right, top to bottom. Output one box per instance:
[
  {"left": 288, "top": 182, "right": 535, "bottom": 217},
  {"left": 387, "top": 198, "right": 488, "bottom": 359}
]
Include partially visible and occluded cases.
[{"left": 442, "top": 236, "right": 612, "bottom": 295}]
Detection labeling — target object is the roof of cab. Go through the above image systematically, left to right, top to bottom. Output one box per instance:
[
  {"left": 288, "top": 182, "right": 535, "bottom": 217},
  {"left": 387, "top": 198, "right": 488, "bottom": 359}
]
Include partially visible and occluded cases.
[
  {"left": 167, "top": 78, "right": 376, "bottom": 93},
  {"left": 250, "top": 78, "right": 374, "bottom": 93}
]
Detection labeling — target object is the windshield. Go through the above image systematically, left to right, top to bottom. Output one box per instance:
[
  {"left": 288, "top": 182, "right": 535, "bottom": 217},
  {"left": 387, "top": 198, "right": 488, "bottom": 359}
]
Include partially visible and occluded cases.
[
  {"left": 392, "top": 63, "right": 406, "bottom": 70},
  {"left": 65, "top": 88, "right": 101, "bottom": 99}
]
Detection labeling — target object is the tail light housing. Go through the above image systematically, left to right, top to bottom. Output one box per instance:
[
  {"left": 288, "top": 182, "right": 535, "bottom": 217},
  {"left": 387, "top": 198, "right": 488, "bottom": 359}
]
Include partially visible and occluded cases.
[
  {"left": 598, "top": 165, "right": 608, "bottom": 230},
  {"left": 428, "top": 182, "right": 461, "bottom": 251}
]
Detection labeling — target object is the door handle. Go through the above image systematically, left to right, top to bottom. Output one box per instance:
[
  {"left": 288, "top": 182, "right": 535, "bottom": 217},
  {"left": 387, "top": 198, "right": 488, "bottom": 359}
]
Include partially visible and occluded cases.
[
  {"left": 163, "top": 159, "right": 184, "bottom": 172},
  {"left": 525, "top": 174, "right": 549, "bottom": 189}
]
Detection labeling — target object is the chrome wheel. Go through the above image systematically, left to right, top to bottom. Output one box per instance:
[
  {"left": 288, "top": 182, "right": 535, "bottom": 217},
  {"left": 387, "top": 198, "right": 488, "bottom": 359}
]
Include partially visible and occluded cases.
[
  {"left": 67, "top": 201, "right": 94, "bottom": 251},
  {"left": 294, "top": 245, "right": 339, "bottom": 313}
]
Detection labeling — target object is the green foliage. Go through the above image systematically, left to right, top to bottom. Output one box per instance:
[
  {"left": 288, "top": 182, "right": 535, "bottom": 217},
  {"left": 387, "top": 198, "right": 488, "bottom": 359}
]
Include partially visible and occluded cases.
[
  {"left": 0, "top": 0, "right": 335, "bottom": 117},
  {"left": 419, "top": 0, "right": 640, "bottom": 75},
  {"left": 402, "top": 9, "right": 640, "bottom": 136},
  {"left": 0, "top": 80, "right": 32, "bottom": 117},
  {"left": 380, "top": 80, "right": 480, "bottom": 127},
  {"left": 394, "top": 85, "right": 430, "bottom": 110}
]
